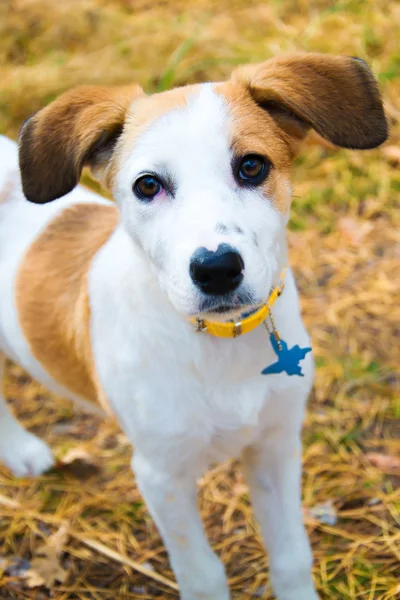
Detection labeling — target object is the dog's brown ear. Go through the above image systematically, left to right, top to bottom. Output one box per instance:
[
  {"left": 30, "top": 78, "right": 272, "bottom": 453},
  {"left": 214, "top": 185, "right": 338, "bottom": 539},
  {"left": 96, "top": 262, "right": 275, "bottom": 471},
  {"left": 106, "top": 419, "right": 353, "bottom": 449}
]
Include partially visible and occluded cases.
[
  {"left": 232, "top": 53, "right": 388, "bottom": 150},
  {"left": 19, "top": 84, "right": 144, "bottom": 203}
]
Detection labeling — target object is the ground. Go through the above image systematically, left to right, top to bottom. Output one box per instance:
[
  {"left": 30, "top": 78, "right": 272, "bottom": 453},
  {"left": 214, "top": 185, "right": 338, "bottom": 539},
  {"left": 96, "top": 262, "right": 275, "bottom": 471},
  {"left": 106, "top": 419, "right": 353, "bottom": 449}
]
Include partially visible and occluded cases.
[{"left": 0, "top": 0, "right": 399, "bottom": 598}]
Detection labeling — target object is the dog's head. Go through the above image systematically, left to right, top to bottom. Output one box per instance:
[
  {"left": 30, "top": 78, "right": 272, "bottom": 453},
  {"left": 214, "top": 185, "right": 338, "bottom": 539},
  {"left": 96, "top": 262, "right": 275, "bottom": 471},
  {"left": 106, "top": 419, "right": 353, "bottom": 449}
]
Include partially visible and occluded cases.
[{"left": 19, "top": 53, "right": 387, "bottom": 319}]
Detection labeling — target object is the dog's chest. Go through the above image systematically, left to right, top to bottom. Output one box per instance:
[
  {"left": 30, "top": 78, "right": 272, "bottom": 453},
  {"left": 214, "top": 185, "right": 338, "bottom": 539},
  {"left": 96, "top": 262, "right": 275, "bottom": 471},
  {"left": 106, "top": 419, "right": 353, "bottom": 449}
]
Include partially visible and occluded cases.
[
  {"left": 89, "top": 246, "right": 312, "bottom": 469},
  {"left": 95, "top": 311, "right": 305, "bottom": 468},
  {"left": 176, "top": 341, "right": 306, "bottom": 463}
]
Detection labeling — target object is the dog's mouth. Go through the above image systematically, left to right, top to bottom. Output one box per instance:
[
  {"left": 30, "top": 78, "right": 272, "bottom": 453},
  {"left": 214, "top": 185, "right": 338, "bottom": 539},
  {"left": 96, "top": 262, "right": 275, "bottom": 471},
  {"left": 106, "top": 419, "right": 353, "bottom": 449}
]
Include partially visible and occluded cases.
[
  {"left": 195, "top": 289, "right": 259, "bottom": 321},
  {"left": 209, "top": 304, "right": 238, "bottom": 314}
]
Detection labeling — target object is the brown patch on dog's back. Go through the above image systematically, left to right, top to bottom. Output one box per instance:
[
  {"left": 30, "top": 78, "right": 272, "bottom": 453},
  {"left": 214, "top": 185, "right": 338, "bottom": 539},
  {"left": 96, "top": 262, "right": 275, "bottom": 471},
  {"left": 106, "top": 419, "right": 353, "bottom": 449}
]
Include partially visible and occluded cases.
[{"left": 16, "top": 202, "right": 119, "bottom": 407}]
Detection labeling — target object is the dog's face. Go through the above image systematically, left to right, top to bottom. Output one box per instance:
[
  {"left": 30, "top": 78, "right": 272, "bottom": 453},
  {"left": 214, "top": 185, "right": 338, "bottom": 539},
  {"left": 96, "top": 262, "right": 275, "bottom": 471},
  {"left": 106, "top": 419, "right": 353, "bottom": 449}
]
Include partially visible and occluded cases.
[
  {"left": 18, "top": 53, "right": 387, "bottom": 319},
  {"left": 112, "top": 84, "right": 292, "bottom": 318}
]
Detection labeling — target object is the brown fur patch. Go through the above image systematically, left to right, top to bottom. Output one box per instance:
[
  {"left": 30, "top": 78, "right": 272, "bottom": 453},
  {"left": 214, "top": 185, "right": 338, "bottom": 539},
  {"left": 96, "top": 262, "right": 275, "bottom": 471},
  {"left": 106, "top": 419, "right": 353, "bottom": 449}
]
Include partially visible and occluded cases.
[
  {"left": 231, "top": 53, "right": 388, "bottom": 150},
  {"left": 215, "top": 54, "right": 388, "bottom": 210},
  {"left": 216, "top": 81, "right": 293, "bottom": 212},
  {"left": 19, "top": 85, "right": 144, "bottom": 204},
  {"left": 16, "top": 202, "right": 119, "bottom": 408}
]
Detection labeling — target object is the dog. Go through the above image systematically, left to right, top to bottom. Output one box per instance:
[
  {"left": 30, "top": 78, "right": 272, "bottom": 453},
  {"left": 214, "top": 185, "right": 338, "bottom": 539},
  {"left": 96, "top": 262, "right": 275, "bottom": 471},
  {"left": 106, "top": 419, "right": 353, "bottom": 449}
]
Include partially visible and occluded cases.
[{"left": 0, "top": 53, "right": 387, "bottom": 600}]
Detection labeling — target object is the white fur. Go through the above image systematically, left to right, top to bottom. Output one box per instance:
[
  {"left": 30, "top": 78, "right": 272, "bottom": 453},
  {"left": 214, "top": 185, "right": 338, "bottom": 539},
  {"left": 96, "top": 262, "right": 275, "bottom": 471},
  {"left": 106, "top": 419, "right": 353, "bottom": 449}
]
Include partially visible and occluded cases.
[
  {"left": 0, "top": 84, "right": 318, "bottom": 600},
  {"left": 116, "top": 85, "right": 288, "bottom": 318}
]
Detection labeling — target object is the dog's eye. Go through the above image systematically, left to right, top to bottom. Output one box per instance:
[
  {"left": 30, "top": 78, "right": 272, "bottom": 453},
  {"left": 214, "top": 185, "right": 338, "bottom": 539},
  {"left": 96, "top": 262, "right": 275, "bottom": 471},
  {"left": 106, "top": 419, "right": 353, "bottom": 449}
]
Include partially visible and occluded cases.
[
  {"left": 237, "top": 155, "right": 270, "bottom": 185},
  {"left": 134, "top": 175, "right": 162, "bottom": 200}
]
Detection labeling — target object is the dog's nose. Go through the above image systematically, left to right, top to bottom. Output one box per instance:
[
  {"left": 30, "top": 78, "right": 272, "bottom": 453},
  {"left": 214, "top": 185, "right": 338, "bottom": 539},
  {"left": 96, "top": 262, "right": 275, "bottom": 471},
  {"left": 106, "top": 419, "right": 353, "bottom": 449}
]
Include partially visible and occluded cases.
[{"left": 190, "top": 244, "right": 244, "bottom": 295}]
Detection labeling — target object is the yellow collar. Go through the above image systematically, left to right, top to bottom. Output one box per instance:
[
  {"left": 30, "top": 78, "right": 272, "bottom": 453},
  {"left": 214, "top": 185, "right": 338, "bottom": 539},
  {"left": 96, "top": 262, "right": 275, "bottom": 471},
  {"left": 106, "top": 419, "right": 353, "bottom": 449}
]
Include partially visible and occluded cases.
[{"left": 190, "top": 267, "right": 287, "bottom": 338}]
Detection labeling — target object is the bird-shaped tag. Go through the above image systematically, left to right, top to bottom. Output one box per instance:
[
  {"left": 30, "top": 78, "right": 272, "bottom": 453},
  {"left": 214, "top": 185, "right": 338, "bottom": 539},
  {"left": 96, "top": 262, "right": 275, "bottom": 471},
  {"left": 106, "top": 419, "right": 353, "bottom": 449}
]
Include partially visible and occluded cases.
[{"left": 261, "top": 333, "right": 311, "bottom": 377}]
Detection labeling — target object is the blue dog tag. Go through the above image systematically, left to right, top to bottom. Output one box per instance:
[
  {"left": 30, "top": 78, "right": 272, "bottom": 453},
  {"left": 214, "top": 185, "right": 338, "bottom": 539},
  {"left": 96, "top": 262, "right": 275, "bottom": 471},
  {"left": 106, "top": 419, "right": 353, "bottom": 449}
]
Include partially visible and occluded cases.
[{"left": 261, "top": 333, "right": 311, "bottom": 377}]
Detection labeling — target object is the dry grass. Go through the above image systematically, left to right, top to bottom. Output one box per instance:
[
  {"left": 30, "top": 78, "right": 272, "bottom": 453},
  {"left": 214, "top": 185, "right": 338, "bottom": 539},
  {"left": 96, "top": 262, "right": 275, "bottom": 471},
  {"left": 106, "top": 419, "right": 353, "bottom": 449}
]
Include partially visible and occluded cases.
[{"left": 0, "top": 0, "right": 399, "bottom": 598}]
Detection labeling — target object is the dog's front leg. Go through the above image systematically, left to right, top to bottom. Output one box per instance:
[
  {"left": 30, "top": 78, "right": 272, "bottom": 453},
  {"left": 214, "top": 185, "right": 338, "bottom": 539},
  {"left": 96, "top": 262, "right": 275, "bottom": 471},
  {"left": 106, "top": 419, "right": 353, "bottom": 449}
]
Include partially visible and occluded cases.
[
  {"left": 243, "top": 431, "right": 319, "bottom": 600},
  {"left": 132, "top": 452, "right": 230, "bottom": 600}
]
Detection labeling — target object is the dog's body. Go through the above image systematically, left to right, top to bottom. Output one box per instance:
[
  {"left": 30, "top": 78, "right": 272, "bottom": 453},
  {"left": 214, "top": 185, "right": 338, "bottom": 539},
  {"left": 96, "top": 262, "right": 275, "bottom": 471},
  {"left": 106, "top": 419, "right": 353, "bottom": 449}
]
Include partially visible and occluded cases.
[{"left": 0, "top": 54, "right": 387, "bottom": 599}]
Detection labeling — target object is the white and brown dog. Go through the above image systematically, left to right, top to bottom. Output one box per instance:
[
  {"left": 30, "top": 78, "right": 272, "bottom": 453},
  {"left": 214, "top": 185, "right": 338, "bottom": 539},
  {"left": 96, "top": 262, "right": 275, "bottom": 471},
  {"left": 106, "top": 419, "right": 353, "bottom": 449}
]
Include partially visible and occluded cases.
[{"left": 0, "top": 53, "right": 387, "bottom": 599}]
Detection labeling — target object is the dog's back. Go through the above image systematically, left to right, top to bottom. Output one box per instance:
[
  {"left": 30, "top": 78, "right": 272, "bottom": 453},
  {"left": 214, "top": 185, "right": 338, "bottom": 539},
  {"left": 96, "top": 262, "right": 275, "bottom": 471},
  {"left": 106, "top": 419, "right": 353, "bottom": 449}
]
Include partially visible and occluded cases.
[{"left": 0, "top": 135, "right": 116, "bottom": 398}]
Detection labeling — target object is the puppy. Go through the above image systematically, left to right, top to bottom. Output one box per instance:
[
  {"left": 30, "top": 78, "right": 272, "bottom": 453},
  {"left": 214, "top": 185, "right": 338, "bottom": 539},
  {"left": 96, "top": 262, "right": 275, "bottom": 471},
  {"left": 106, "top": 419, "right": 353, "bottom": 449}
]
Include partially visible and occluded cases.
[{"left": 0, "top": 53, "right": 387, "bottom": 600}]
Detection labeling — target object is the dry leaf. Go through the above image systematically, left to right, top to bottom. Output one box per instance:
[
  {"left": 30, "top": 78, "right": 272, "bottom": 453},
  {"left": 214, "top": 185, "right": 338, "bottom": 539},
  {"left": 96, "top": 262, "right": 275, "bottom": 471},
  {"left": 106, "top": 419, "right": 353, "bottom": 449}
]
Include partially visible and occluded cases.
[
  {"left": 381, "top": 145, "right": 400, "bottom": 166},
  {"left": 337, "top": 217, "right": 373, "bottom": 245},
  {"left": 57, "top": 446, "right": 100, "bottom": 478},
  {"left": 60, "top": 447, "right": 98, "bottom": 466},
  {"left": 365, "top": 452, "right": 400, "bottom": 471},
  {"left": 23, "top": 524, "right": 69, "bottom": 589},
  {"left": 24, "top": 558, "right": 67, "bottom": 588}
]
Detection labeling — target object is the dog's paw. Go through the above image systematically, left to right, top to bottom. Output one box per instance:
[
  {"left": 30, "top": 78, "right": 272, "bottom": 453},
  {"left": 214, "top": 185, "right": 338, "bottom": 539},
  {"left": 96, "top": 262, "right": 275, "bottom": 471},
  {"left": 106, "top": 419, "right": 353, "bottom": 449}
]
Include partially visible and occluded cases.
[{"left": 0, "top": 429, "right": 55, "bottom": 477}]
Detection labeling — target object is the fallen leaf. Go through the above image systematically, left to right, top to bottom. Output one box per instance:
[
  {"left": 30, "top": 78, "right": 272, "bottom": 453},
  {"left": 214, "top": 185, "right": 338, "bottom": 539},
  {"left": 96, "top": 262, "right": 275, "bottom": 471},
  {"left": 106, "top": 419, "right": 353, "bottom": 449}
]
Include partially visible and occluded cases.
[
  {"left": 381, "top": 145, "right": 400, "bottom": 166},
  {"left": 337, "top": 217, "right": 374, "bottom": 246},
  {"left": 57, "top": 446, "right": 100, "bottom": 478},
  {"left": 365, "top": 452, "right": 400, "bottom": 471},
  {"left": 303, "top": 500, "right": 337, "bottom": 526},
  {"left": 23, "top": 524, "right": 69, "bottom": 589}
]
